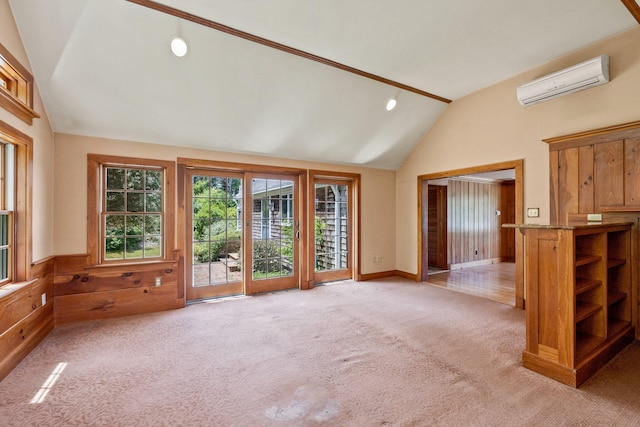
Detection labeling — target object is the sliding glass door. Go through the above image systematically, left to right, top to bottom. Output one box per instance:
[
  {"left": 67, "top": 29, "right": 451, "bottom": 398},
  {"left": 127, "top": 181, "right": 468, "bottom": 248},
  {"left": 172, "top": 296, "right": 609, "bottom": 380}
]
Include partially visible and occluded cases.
[
  {"left": 186, "top": 170, "right": 243, "bottom": 301},
  {"left": 245, "top": 173, "right": 299, "bottom": 294},
  {"left": 313, "top": 179, "right": 352, "bottom": 284}
]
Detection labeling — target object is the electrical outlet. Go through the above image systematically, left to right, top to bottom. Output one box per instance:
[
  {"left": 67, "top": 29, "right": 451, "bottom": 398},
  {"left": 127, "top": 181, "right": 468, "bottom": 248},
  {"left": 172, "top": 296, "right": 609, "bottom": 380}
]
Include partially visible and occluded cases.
[
  {"left": 527, "top": 208, "right": 540, "bottom": 218},
  {"left": 155, "top": 277, "right": 162, "bottom": 287}
]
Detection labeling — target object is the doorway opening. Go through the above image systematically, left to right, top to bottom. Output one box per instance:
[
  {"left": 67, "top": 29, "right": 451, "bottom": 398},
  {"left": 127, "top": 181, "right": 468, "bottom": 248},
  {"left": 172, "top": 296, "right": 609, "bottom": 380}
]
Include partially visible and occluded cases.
[{"left": 418, "top": 160, "right": 524, "bottom": 307}]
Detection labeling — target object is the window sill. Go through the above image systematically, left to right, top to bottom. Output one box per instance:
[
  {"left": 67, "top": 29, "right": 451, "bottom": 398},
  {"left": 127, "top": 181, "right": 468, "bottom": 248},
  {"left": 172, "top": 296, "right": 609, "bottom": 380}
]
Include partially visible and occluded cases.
[
  {"left": 0, "top": 89, "right": 40, "bottom": 125},
  {"left": 0, "top": 279, "right": 37, "bottom": 301}
]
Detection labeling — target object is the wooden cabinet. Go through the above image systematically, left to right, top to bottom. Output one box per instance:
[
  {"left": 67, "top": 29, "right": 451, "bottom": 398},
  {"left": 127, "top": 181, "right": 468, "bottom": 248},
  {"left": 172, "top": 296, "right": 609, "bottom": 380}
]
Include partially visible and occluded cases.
[{"left": 516, "top": 222, "right": 635, "bottom": 387}]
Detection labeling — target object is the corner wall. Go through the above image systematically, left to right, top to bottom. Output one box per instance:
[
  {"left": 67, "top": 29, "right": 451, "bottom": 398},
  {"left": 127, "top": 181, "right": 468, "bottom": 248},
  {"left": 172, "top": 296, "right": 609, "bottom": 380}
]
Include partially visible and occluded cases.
[
  {"left": 0, "top": 0, "right": 55, "bottom": 382},
  {"left": 396, "top": 26, "right": 640, "bottom": 275}
]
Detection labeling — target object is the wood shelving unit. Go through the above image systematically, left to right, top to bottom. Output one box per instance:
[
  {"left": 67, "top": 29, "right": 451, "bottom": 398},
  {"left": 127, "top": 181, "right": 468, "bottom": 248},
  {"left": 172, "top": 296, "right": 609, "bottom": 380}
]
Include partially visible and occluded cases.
[{"left": 516, "top": 222, "right": 635, "bottom": 387}]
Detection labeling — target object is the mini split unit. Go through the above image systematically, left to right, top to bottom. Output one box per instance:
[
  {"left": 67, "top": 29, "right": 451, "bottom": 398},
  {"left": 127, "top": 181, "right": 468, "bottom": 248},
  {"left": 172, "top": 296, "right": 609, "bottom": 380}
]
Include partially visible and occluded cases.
[{"left": 517, "top": 55, "right": 609, "bottom": 106}]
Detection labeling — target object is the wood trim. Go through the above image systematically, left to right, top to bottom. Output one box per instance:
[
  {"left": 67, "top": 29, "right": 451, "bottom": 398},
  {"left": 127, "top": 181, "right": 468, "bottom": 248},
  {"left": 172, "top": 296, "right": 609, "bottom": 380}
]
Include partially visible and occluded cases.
[
  {"left": 126, "top": 0, "right": 451, "bottom": 104},
  {"left": 621, "top": 0, "right": 640, "bottom": 24},
  {"left": 0, "top": 42, "right": 40, "bottom": 125},
  {"left": 0, "top": 90, "right": 40, "bottom": 125},
  {"left": 0, "top": 119, "right": 33, "bottom": 282},
  {"left": 0, "top": 119, "right": 32, "bottom": 146},
  {"left": 544, "top": 120, "right": 640, "bottom": 150},
  {"left": 87, "top": 156, "right": 99, "bottom": 265},
  {"left": 177, "top": 157, "right": 306, "bottom": 175},
  {"left": 417, "top": 160, "right": 524, "bottom": 181},
  {"left": 514, "top": 161, "right": 524, "bottom": 309},
  {"left": 176, "top": 164, "right": 186, "bottom": 299},
  {"left": 299, "top": 170, "right": 309, "bottom": 290},
  {"left": 308, "top": 170, "right": 361, "bottom": 181},
  {"left": 356, "top": 270, "right": 419, "bottom": 282},
  {"left": 357, "top": 270, "right": 396, "bottom": 281},
  {"left": 394, "top": 270, "right": 419, "bottom": 281}
]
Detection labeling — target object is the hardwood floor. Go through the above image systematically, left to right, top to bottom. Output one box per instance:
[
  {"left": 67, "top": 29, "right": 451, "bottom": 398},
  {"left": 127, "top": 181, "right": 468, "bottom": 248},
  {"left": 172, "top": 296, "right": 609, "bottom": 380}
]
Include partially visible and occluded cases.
[{"left": 425, "top": 262, "right": 516, "bottom": 306}]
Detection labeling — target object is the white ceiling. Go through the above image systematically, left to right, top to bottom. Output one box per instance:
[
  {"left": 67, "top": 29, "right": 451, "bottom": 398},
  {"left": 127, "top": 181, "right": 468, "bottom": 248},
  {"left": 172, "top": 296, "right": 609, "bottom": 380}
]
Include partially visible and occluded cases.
[{"left": 8, "top": 0, "right": 638, "bottom": 169}]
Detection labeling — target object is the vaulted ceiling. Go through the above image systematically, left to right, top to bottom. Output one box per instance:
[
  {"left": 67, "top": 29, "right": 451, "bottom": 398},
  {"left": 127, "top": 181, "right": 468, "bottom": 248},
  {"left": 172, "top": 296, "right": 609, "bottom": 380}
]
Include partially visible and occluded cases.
[{"left": 8, "top": 0, "right": 640, "bottom": 169}]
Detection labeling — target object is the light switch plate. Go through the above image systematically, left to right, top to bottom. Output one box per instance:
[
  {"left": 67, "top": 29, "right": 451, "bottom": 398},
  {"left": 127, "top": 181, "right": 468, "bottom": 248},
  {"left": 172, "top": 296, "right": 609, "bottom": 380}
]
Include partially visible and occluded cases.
[{"left": 527, "top": 208, "right": 539, "bottom": 218}]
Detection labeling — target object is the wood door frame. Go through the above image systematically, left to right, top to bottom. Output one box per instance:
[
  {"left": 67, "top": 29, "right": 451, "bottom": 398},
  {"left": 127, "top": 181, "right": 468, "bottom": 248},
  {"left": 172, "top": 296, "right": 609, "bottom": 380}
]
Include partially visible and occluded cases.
[
  {"left": 417, "top": 159, "right": 525, "bottom": 308},
  {"left": 308, "top": 172, "right": 359, "bottom": 286}
]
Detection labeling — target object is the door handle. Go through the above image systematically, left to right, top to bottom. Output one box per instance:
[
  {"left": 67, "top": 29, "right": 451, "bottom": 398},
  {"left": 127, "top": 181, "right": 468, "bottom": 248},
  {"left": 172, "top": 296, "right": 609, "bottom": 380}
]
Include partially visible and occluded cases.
[{"left": 296, "top": 230, "right": 300, "bottom": 240}]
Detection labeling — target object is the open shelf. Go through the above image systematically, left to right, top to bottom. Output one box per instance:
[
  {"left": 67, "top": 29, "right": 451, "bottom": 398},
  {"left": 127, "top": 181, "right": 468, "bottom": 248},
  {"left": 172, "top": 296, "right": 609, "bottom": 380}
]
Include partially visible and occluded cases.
[
  {"left": 520, "top": 223, "right": 634, "bottom": 387},
  {"left": 575, "top": 254, "right": 601, "bottom": 266},
  {"left": 607, "top": 258, "right": 626, "bottom": 269},
  {"left": 575, "top": 277, "right": 601, "bottom": 295},
  {"left": 607, "top": 291, "right": 627, "bottom": 306},
  {"left": 575, "top": 301, "right": 602, "bottom": 323},
  {"left": 607, "top": 319, "right": 631, "bottom": 338},
  {"left": 576, "top": 332, "right": 606, "bottom": 362}
]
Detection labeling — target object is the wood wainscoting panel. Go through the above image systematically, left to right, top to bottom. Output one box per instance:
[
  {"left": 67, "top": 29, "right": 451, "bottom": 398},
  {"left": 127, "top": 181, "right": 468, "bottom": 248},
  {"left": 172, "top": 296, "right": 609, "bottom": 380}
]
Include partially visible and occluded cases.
[
  {"left": 54, "top": 255, "right": 182, "bottom": 325},
  {"left": 0, "top": 257, "right": 55, "bottom": 382},
  {"left": 54, "top": 284, "right": 180, "bottom": 324}
]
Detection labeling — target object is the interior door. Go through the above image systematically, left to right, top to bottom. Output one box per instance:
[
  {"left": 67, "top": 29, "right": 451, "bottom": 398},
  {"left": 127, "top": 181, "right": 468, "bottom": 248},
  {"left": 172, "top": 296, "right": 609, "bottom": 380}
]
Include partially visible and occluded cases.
[
  {"left": 185, "top": 170, "right": 244, "bottom": 301},
  {"left": 245, "top": 173, "right": 299, "bottom": 294},
  {"left": 313, "top": 180, "right": 352, "bottom": 284},
  {"left": 428, "top": 184, "right": 448, "bottom": 270}
]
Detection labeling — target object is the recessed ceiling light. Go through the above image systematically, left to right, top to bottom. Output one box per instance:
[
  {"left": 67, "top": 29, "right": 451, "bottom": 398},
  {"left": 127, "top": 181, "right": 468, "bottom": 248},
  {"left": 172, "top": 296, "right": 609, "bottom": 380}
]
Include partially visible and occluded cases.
[
  {"left": 170, "top": 37, "right": 188, "bottom": 57},
  {"left": 386, "top": 98, "right": 397, "bottom": 111}
]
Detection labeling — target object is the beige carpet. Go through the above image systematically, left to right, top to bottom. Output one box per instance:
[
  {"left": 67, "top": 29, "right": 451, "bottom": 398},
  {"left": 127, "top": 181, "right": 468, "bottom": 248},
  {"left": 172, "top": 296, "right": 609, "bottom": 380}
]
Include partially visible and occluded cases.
[{"left": 1, "top": 278, "right": 639, "bottom": 426}]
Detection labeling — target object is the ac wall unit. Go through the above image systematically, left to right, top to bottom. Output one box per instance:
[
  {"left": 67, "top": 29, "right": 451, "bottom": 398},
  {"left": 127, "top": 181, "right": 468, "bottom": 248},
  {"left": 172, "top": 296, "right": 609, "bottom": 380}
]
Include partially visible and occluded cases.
[{"left": 516, "top": 55, "right": 609, "bottom": 106}]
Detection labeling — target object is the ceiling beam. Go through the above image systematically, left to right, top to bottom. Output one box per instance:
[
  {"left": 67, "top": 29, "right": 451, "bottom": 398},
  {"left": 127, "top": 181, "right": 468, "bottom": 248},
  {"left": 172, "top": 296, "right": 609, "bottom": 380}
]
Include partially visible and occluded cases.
[
  {"left": 126, "top": 0, "right": 452, "bottom": 104},
  {"left": 621, "top": 0, "right": 640, "bottom": 24}
]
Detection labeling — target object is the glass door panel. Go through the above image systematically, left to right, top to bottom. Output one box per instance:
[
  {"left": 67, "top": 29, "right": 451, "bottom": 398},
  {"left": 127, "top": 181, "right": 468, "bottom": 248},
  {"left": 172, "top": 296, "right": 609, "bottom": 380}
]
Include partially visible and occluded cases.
[
  {"left": 186, "top": 171, "right": 243, "bottom": 301},
  {"left": 246, "top": 174, "right": 299, "bottom": 294},
  {"left": 314, "top": 181, "right": 352, "bottom": 283}
]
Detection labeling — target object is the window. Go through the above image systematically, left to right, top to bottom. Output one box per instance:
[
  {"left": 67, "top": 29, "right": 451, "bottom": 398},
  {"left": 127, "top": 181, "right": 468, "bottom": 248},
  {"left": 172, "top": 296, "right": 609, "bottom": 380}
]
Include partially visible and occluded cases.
[
  {"left": 0, "top": 43, "right": 39, "bottom": 125},
  {"left": 0, "top": 120, "right": 31, "bottom": 284},
  {"left": 0, "top": 142, "right": 14, "bottom": 283},
  {"left": 88, "top": 155, "right": 175, "bottom": 265},
  {"left": 103, "top": 167, "right": 163, "bottom": 260}
]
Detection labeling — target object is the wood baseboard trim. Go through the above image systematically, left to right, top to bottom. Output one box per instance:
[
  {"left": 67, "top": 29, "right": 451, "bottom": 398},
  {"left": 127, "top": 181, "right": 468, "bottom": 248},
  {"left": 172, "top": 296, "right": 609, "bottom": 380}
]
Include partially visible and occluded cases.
[
  {"left": 450, "top": 258, "right": 502, "bottom": 270},
  {"left": 357, "top": 270, "right": 419, "bottom": 282},
  {"left": 358, "top": 270, "right": 396, "bottom": 281},
  {"left": 394, "top": 270, "right": 420, "bottom": 281}
]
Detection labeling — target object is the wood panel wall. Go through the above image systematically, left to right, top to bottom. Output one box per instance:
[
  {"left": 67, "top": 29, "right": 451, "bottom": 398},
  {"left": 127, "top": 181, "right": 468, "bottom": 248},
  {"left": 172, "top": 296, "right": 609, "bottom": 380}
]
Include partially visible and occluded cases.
[
  {"left": 546, "top": 120, "right": 640, "bottom": 338},
  {"left": 548, "top": 122, "right": 640, "bottom": 222},
  {"left": 447, "top": 179, "right": 502, "bottom": 267},
  {"left": 500, "top": 181, "right": 516, "bottom": 262},
  {"left": 54, "top": 255, "right": 182, "bottom": 324},
  {"left": 0, "top": 257, "right": 54, "bottom": 382}
]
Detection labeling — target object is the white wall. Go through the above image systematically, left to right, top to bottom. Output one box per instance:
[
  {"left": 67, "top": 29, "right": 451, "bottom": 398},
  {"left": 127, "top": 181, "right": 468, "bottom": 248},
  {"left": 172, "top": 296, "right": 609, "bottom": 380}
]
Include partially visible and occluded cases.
[
  {"left": 1, "top": 0, "right": 55, "bottom": 262},
  {"left": 396, "top": 27, "right": 640, "bottom": 275}
]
